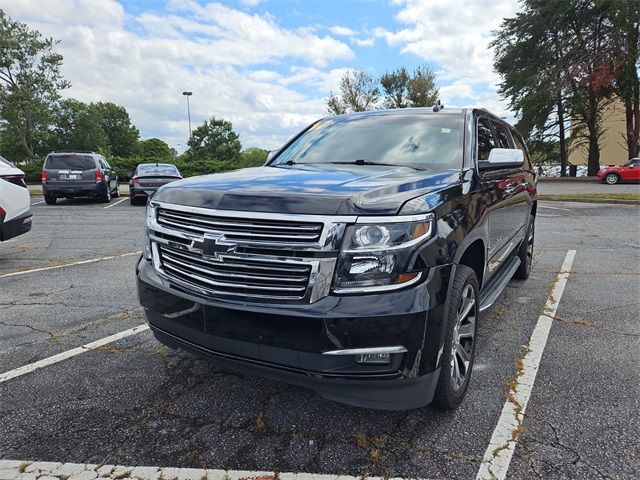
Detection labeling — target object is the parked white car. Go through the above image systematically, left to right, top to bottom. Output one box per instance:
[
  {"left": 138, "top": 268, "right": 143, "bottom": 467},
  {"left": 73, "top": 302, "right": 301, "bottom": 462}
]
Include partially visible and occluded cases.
[{"left": 0, "top": 155, "right": 32, "bottom": 241}]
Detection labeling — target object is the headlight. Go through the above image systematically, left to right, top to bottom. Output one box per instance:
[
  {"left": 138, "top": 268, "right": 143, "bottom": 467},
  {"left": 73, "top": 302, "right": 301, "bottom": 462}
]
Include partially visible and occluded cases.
[
  {"left": 143, "top": 202, "right": 156, "bottom": 260},
  {"left": 334, "top": 214, "right": 434, "bottom": 292}
]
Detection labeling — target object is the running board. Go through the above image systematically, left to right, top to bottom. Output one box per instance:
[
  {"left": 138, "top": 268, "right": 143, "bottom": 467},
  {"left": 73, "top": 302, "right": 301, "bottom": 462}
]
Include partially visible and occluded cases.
[{"left": 479, "top": 256, "right": 521, "bottom": 313}]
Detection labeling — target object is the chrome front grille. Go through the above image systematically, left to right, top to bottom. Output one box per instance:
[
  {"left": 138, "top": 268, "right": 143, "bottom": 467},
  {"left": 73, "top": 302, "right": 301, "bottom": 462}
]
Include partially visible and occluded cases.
[
  {"left": 148, "top": 202, "right": 356, "bottom": 303},
  {"left": 157, "top": 206, "right": 324, "bottom": 244},
  {"left": 158, "top": 244, "right": 312, "bottom": 300}
]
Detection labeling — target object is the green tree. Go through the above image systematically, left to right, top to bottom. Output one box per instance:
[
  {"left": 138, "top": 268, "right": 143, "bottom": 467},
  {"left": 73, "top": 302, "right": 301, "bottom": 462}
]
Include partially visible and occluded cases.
[
  {"left": 492, "top": 0, "right": 624, "bottom": 176},
  {"left": 609, "top": 0, "right": 639, "bottom": 159},
  {"left": 492, "top": 2, "right": 572, "bottom": 175},
  {"left": 0, "top": 9, "right": 69, "bottom": 160},
  {"left": 380, "top": 65, "right": 439, "bottom": 109},
  {"left": 380, "top": 67, "right": 410, "bottom": 108},
  {"left": 326, "top": 70, "right": 380, "bottom": 114},
  {"left": 50, "top": 98, "right": 90, "bottom": 151},
  {"left": 91, "top": 102, "right": 139, "bottom": 156},
  {"left": 68, "top": 107, "right": 109, "bottom": 152},
  {"left": 186, "top": 117, "right": 241, "bottom": 161},
  {"left": 138, "top": 138, "right": 172, "bottom": 160},
  {"left": 239, "top": 147, "right": 269, "bottom": 168}
]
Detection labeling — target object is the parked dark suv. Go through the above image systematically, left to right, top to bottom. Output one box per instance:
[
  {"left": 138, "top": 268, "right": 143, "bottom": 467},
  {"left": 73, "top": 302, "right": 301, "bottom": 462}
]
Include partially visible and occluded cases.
[
  {"left": 136, "top": 108, "right": 537, "bottom": 410},
  {"left": 42, "top": 151, "right": 119, "bottom": 204}
]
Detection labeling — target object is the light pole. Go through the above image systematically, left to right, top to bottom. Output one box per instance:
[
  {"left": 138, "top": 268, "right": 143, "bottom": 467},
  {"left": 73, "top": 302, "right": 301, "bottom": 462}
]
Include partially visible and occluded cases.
[{"left": 182, "top": 91, "right": 193, "bottom": 140}]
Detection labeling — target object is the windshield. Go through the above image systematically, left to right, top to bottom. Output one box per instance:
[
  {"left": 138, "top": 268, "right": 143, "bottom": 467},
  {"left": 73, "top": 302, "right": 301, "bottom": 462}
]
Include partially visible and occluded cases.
[
  {"left": 272, "top": 113, "right": 464, "bottom": 171},
  {"left": 45, "top": 155, "right": 95, "bottom": 170},
  {"left": 136, "top": 164, "right": 180, "bottom": 176}
]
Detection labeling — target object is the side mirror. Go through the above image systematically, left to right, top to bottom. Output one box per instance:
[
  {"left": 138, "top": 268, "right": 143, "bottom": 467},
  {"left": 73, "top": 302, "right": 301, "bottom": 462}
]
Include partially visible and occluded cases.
[
  {"left": 486, "top": 148, "right": 524, "bottom": 166},
  {"left": 266, "top": 151, "right": 276, "bottom": 163}
]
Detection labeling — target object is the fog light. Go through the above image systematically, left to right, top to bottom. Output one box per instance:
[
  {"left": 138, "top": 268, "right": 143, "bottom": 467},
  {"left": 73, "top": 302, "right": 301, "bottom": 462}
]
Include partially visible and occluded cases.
[{"left": 356, "top": 352, "right": 391, "bottom": 365}]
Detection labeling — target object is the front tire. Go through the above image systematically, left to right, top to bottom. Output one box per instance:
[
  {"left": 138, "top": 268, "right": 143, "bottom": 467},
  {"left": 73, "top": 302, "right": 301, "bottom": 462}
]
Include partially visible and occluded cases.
[
  {"left": 604, "top": 173, "right": 620, "bottom": 185},
  {"left": 113, "top": 183, "right": 120, "bottom": 198},
  {"left": 44, "top": 194, "right": 57, "bottom": 205},
  {"left": 514, "top": 215, "right": 535, "bottom": 280},
  {"left": 432, "top": 265, "right": 479, "bottom": 410}
]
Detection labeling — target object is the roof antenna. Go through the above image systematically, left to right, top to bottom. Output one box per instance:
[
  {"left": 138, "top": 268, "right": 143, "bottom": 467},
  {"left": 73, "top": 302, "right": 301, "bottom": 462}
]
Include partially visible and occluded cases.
[{"left": 433, "top": 100, "right": 444, "bottom": 112}]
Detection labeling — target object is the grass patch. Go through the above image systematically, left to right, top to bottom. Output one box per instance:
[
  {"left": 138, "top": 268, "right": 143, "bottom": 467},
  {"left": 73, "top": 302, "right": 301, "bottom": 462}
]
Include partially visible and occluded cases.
[{"left": 539, "top": 193, "right": 640, "bottom": 202}]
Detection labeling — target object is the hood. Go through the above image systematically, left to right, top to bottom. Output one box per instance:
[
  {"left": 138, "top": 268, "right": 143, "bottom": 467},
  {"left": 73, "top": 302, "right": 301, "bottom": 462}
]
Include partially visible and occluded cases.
[{"left": 153, "top": 164, "right": 461, "bottom": 215}]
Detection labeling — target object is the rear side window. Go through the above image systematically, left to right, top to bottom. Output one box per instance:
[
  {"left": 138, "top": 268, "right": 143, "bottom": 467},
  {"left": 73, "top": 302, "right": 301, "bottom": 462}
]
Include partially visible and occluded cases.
[
  {"left": 477, "top": 118, "right": 496, "bottom": 161},
  {"left": 492, "top": 121, "right": 514, "bottom": 148},
  {"left": 512, "top": 132, "right": 532, "bottom": 170},
  {"left": 45, "top": 155, "right": 96, "bottom": 170}
]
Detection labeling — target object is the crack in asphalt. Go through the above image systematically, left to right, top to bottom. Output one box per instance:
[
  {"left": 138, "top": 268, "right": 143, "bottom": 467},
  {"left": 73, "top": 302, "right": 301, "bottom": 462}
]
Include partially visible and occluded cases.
[{"left": 518, "top": 421, "right": 611, "bottom": 479}]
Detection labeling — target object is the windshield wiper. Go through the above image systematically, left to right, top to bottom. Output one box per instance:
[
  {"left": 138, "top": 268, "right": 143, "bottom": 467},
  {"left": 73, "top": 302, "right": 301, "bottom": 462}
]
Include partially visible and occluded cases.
[{"left": 331, "top": 159, "right": 426, "bottom": 171}]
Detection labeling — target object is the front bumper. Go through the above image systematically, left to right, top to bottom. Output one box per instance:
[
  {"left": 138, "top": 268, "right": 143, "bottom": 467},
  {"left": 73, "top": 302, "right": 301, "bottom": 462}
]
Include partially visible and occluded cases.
[
  {"left": 0, "top": 209, "right": 32, "bottom": 241},
  {"left": 137, "top": 256, "right": 452, "bottom": 410}
]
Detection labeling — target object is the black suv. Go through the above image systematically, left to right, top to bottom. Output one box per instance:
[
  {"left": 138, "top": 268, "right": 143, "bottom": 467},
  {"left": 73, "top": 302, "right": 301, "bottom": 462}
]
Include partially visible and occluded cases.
[
  {"left": 136, "top": 108, "right": 537, "bottom": 411},
  {"left": 42, "top": 151, "right": 119, "bottom": 204}
]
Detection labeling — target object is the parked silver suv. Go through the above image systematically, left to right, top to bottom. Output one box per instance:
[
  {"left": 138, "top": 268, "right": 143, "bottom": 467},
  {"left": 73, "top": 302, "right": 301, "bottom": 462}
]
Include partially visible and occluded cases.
[{"left": 42, "top": 151, "right": 119, "bottom": 204}]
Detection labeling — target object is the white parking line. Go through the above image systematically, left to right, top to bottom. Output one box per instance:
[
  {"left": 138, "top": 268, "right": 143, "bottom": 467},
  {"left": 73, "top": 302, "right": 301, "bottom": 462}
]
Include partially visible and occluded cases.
[
  {"left": 103, "top": 197, "right": 127, "bottom": 209},
  {"left": 31, "top": 200, "right": 45, "bottom": 205},
  {"left": 539, "top": 205, "right": 572, "bottom": 211},
  {"left": 538, "top": 213, "right": 560, "bottom": 217},
  {"left": 477, "top": 249, "right": 576, "bottom": 480},
  {"left": 0, "top": 251, "right": 142, "bottom": 279},
  {"left": 0, "top": 324, "right": 149, "bottom": 383},
  {"left": 0, "top": 460, "right": 405, "bottom": 480}
]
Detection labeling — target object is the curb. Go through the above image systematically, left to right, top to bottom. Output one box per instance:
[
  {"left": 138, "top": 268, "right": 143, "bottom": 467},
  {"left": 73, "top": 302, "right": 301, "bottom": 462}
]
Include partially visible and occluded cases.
[{"left": 538, "top": 177, "right": 595, "bottom": 182}]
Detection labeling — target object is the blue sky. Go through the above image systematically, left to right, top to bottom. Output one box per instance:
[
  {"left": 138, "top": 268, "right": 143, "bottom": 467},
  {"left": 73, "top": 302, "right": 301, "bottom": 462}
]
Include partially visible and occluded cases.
[{"left": 2, "top": 0, "right": 519, "bottom": 152}]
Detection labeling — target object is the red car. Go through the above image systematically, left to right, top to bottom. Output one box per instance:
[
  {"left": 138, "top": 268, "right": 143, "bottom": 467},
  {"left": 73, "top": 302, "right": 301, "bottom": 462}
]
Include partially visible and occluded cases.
[{"left": 597, "top": 157, "right": 640, "bottom": 184}]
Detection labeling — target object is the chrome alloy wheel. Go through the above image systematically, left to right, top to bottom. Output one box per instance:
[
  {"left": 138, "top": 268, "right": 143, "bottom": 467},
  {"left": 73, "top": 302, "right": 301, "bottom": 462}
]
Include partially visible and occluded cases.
[
  {"left": 605, "top": 173, "right": 618, "bottom": 185},
  {"left": 450, "top": 284, "right": 477, "bottom": 391}
]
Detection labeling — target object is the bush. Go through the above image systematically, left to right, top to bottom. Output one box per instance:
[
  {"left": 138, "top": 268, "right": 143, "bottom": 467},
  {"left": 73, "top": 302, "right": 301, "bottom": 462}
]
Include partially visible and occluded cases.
[
  {"left": 109, "top": 156, "right": 142, "bottom": 181},
  {"left": 21, "top": 159, "right": 44, "bottom": 183}
]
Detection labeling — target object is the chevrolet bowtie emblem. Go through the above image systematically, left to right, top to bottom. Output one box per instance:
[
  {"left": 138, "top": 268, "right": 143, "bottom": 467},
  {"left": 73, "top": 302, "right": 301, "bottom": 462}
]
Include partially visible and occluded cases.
[{"left": 202, "top": 234, "right": 236, "bottom": 259}]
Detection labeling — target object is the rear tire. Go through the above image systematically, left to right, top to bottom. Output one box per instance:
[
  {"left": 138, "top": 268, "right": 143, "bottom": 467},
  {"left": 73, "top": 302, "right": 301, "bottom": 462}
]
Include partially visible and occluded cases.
[
  {"left": 113, "top": 183, "right": 120, "bottom": 198},
  {"left": 101, "top": 184, "right": 112, "bottom": 203},
  {"left": 44, "top": 194, "right": 57, "bottom": 205},
  {"left": 130, "top": 196, "right": 138, "bottom": 205},
  {"left": 514, "top": 215, "right": 535, "bottom": 280},
  {"left": 432, "top": 265, "right": 479, "bottom": 410}
]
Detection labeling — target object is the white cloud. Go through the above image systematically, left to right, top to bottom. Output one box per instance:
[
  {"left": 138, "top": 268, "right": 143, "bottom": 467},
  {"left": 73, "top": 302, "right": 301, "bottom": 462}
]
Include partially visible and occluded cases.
[
  {"left": 0, "top": 0, "right": 356, "bottom": 150},
  {"left": 239, "top": 0, "right": 263, "bottom": 7},
  {"left": 375, "top": 0, "right": 519, "bottom": 109},
  {"left": 330, "top": 26, "right": 357, "bottom": 37},
  {"left": 351, "top": 37, "right": 375, "bottom": 47}
]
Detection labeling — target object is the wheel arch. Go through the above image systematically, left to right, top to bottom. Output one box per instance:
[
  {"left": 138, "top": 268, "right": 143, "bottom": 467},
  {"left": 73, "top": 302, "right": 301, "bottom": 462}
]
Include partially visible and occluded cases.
[{"left": 455, "top": 238, "right": 486, "bottom": 290}]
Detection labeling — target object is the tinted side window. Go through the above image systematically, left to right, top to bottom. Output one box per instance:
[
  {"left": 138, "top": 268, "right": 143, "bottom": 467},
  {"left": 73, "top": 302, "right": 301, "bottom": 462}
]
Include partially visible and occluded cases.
[
  {"left": 477, "top": 118, "right": 496, "bottom": 161},
  {"left": 493, "top": 121, "right": 514, "bottom": 149},
  {"left": 512, "top": 131, "right": 532, "bottom": 170}
]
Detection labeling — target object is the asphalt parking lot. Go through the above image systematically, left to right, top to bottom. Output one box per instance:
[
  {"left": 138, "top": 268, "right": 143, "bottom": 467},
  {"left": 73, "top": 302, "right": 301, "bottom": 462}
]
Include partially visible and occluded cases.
[{"left": 1, "top": 197, "right": 639, "bottom": 479}]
